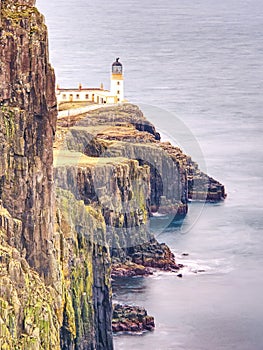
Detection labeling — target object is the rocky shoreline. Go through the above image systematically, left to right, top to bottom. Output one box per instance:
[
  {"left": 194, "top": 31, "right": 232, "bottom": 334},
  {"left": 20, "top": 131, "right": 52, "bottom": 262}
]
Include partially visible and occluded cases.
[{"left": 111, "top": 241, "right": 184, "bottom": 334}]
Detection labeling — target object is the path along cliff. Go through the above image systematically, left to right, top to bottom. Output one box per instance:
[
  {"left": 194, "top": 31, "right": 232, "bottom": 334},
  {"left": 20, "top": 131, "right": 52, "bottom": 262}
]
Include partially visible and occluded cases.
[{"left": 0, "top": 1, "right": 225, "bottom": 349}]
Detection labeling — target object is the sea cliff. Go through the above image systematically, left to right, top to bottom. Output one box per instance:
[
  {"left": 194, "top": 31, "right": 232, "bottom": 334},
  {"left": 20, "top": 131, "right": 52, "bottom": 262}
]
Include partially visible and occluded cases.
[
  {"left": 0, "top": 1, "right": 225, "bottom": 349},
  {"left": 0, "top": 1, "right": 112, "bottom": 348},
  {"left": 55, "top": 102, "right": 225, "bottom": 276}
]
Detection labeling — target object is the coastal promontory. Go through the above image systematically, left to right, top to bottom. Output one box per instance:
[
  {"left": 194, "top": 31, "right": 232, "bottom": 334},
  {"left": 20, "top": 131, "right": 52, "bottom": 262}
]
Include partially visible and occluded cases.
[{"left": 0, "top": 1, "right": 225, "bottom": 349}]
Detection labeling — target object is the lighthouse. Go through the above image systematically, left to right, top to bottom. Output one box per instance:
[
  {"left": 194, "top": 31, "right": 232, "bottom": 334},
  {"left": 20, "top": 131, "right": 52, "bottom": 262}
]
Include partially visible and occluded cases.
[{"left": 111, "top": 58, "right": 124, "bottom": 103}]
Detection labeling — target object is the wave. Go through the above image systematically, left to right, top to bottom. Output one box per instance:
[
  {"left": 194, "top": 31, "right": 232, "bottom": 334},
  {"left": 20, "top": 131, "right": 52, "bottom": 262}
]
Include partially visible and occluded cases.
[
  {"left": 151, "top": 212, "right": 168, "bottom": 217},
  {"left": 150, "top": 254, "right": 233, "bottom": 278},
  {"left": 174, "top": 254, "right": 234, "bottom": 276}
]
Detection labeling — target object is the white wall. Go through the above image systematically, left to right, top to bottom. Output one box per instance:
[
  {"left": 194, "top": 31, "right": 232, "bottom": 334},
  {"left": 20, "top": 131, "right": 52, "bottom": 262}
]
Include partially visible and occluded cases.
[
  {"left": 110, "top": 78, "right": 124, "bottom": 102},
  {"left": 57, "top": 87, "right": 121, "bottom": 105}
]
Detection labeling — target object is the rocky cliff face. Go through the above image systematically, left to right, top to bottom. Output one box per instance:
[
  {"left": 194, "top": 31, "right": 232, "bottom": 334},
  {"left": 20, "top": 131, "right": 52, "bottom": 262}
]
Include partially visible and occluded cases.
[
  {"left": 0, "top": 0, "right": 57, "bottom": 280},
  {"left": 0, "top": 0, "right": 61, "bottom": 347},
  {"left": 0, "top": 2, "right": 113, "bottom": 349},
  {"left": 55, "top": 188, "right": 113, "bottom": 350}
]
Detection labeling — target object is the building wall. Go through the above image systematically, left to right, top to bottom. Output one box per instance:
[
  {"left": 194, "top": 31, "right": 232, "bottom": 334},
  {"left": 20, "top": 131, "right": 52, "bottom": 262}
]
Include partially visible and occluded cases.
[
  {"left": 56, "top": 89, "right": 118, "bottom": 105},
  {"left": 57, "top": 90, "right": 98, "bottom": 104},
  {"left": 106, "top": 96, "right": 116, "bottom": 104}
]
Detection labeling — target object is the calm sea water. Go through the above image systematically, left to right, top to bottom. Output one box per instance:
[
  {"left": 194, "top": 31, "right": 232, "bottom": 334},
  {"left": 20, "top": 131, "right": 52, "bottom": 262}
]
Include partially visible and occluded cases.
[{"left": 37, "top": 0, "right": 263, "bottom": 349}]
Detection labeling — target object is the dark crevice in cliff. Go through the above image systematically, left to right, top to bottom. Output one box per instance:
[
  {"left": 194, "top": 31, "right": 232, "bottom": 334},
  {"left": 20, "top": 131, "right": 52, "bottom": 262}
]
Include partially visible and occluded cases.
[{"left": 137, "top": 158, "right": 164, "bottom": 209}]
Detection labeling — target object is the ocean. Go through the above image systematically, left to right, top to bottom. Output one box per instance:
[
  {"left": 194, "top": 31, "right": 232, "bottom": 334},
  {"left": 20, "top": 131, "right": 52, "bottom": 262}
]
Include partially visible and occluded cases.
[{"left": 37, "top": 0, "right": 263, "bottom": 349}]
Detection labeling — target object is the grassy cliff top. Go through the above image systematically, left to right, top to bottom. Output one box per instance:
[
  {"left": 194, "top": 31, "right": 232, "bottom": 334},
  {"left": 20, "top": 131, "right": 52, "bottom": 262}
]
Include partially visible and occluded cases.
[{"left": 54, "top": 149, "right": 133, "bottom": 168}]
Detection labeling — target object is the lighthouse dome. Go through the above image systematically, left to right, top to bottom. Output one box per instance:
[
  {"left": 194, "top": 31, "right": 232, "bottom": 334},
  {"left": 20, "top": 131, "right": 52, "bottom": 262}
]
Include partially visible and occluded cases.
[{"left": 112, "top": 58, "right": 122, "bottom": 74}]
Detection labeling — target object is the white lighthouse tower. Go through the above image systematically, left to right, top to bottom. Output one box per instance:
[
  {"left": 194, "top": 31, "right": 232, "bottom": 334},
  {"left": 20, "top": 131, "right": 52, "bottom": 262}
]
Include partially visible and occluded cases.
[{"left": 111, "top": 58, "right": 124, "bottom": 103}]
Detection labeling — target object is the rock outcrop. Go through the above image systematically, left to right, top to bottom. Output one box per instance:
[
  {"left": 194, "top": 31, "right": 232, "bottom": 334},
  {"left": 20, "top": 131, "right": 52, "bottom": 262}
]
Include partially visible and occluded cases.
[
  {"left": 55, "top": 103, "right": 225, "bottom": 275},
  {"left": 56, "top": 104, "right": 225, "bottom": 215},
  {"left": 112, "top": 304, "right": 155, "bottom": 333}
]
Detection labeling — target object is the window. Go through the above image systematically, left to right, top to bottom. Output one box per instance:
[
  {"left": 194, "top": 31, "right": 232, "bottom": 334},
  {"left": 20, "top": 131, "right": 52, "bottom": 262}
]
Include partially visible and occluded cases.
[
  {"left": 117, "top": 81, "right": 120, "bottom": 85},
  {"left": 117, "top": 90, "right": 120, "bottom": 94},
  {"left": 62, "top": 94, "right": 67, "bottom": 100},
  {"left": 76, "top": 94, "right": 80, "bottom": 99},
  {"left": 85, "top": 94, "right": 89, "bottom": 99},
  {"left": 117, "top": 98, "right": 120, "bottom": 102}
]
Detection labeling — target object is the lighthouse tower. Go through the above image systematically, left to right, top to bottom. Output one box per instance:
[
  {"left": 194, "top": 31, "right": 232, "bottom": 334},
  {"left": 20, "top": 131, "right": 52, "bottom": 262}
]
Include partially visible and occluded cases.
[{"left": 111, "top": 58, "right": 124, "bottom": 103}]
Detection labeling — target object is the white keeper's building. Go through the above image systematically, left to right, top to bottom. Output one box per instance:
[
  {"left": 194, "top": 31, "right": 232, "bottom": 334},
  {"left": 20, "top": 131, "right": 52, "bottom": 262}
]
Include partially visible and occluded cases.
[{"left": 56, "top": 58, "right": 125, "bottom": 105}]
